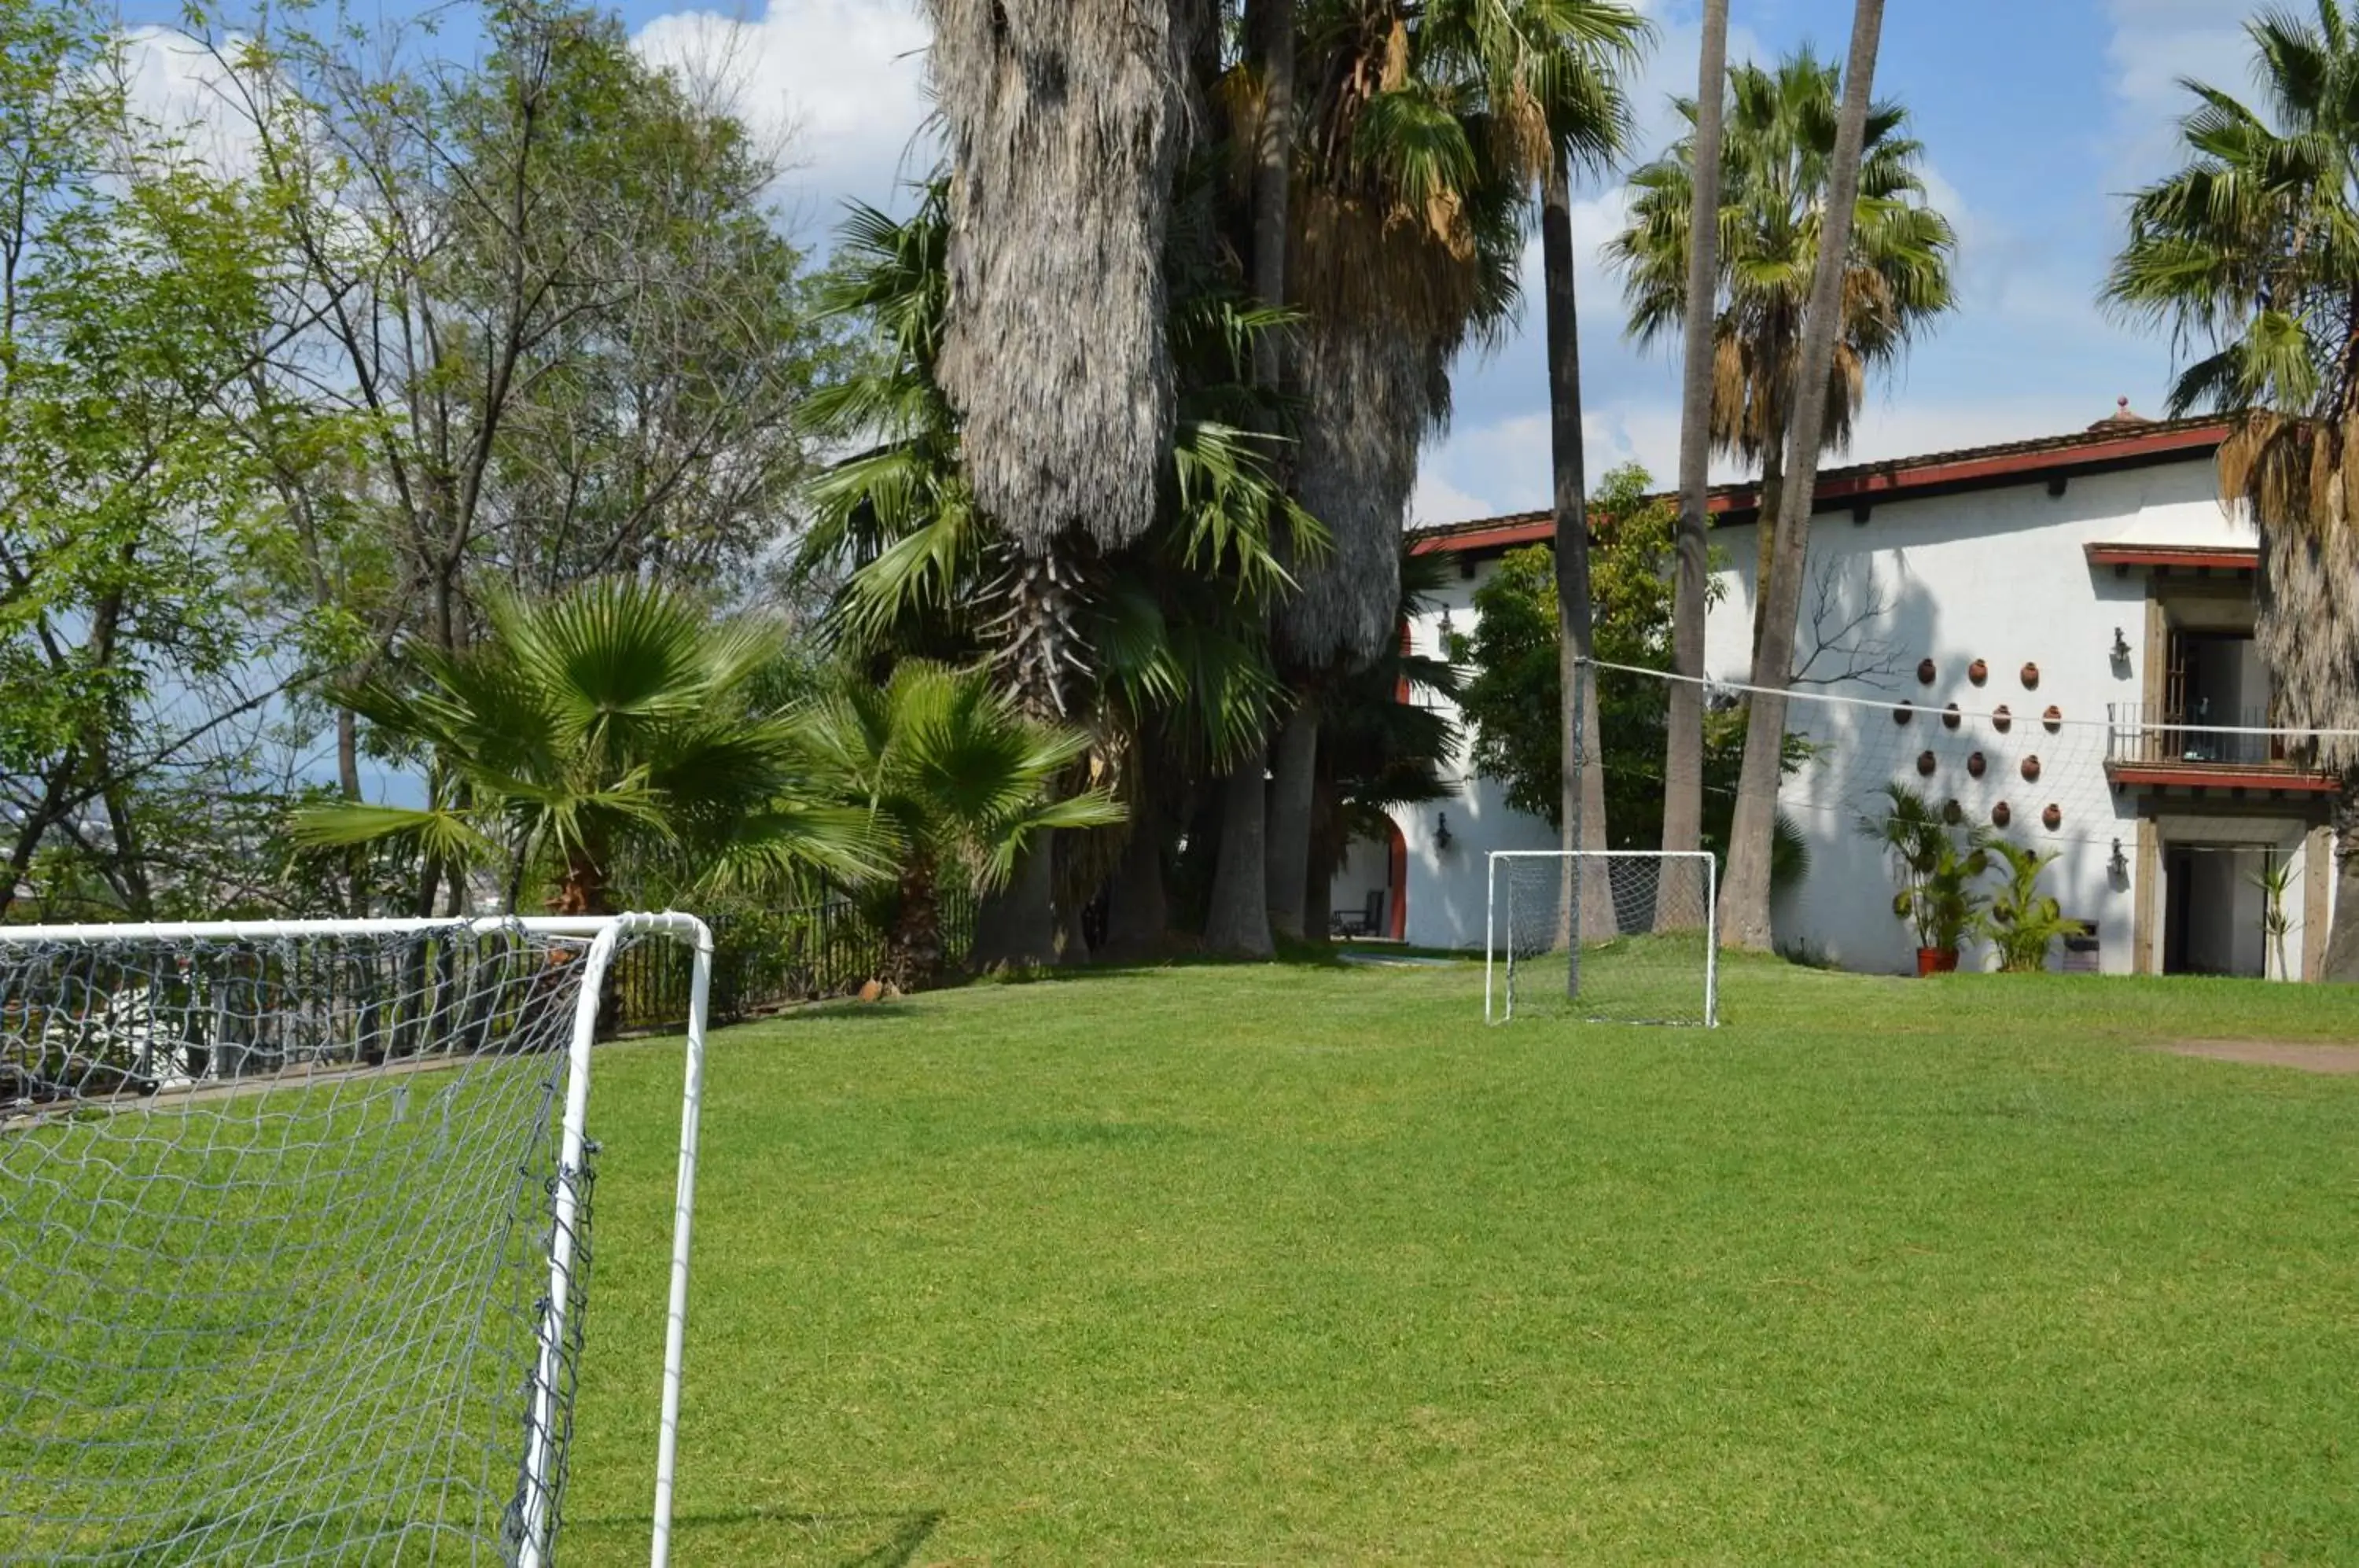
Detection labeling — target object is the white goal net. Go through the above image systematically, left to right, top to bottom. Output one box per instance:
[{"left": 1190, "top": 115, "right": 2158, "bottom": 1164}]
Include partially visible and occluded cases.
[
  {"left": 1486, "top": 851, "right": 1719, "bottom": 1026},
  {"left": 0, "top": 915, "right": 712, "bottom": 1568}
]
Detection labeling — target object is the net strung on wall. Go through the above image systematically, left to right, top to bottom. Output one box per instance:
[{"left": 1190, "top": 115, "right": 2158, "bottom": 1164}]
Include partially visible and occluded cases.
[{"left": 0, "top": 922, "right": 629, "bottom": 1566}]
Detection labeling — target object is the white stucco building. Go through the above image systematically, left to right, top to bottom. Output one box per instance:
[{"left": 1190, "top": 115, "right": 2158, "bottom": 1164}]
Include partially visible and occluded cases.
[{"left": 1331, "top": 407, "right": 2345, "bottom": 980}]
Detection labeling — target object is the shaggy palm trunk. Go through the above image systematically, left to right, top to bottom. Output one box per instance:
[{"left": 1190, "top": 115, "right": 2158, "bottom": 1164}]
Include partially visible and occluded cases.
[
  {"left": 926, "top": 0, "right": 1196, "bottom": 554},
  {"left": 1205, "top": 0, "right": 1294, "bottom": 955},
  {"left": 1662, "top": 0, "right": 1731, "bottom": 894},
  {"left": 1720, "top": 0, "right": 1885, "bottom": 951},
  {"left": 1543, "top": 149, "right": 1614, "bottom": 943},
  {"left": 1748, "top": 434, "right": 1787, "bottom": 667},
  {"left": 2256, "top": 502, "right": 2359, "bottom": 980},
  {"left": 1264, "top": 701, "right": 1319, "bottom": 940},
  {"left": 1204, "top": 761, "right": 1275, "bottom": 955},
  {"left": 2328, "top": 792, "right": 2359, "bottom": 982},
  {"left": 1102, "top": 812, "right": 1169, "bottom": 961},
  {"left": 971, "top": 839, "right": 1059, "bottom": 970}
]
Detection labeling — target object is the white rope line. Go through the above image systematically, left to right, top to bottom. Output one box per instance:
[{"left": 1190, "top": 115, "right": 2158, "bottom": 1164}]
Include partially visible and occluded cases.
[{"left": 1578, "top": 655, "right": 2359, "bottom": 742}]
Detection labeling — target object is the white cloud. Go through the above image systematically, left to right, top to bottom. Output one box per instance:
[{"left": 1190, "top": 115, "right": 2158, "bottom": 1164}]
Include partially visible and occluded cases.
[
  {"left": 631, "top": 0, "right": 933, "bottom": 233},
  {"left": 2103, "top": 0, "right": 2250, "bottom": 175},
  {"left": 120, "top": 28, "right": 259, "bottom": 179}
]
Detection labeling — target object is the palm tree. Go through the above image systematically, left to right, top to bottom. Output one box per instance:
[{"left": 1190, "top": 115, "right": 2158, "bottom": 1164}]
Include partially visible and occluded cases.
[
  {"left": 1660, "top": 0, "right": 1728, "bottom": 898},
  {"left": 1719, "top": 0, "right": 1890, "bottom": 952},
  {"left": 2103, "top": 0, "right": 2359, "bottom": 979},
  {"left": 1609, "top": 46, "right": 1956, "bottom": 664},
  {"left": 292, "top": 581, "right": 877, "bottom": 914},
  {"left": 801, "top": 661, "right": 1123, "bottom": 986}
]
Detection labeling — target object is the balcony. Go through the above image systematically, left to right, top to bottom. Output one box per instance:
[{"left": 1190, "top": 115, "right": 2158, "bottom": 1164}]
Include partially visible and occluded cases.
[{"left": 2105, "top": 704, "right": 2342, "bottom": 796}]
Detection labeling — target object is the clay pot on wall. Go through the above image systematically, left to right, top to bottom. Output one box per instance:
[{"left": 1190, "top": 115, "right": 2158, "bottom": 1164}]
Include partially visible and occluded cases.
[
  {"left": 1917, "top": 658, "right": 1938, "bottom": 685},
  {"left": 1968, "top": 659, "right": 1989, "bottom": 686},
  {"left": 2021, "top": 661, "right": 2041, "bottom": 690},
  {"left": 1893, "top": 701, "right": 1913, "bottom": 726},
  {"left": 1943, "top": 704, "right": 1963, "bottom": 731},
  {"left": 1993, "top": 705, "right": 2014, "bottom": 734},
  {"left": 2043, "top": 705, "right": 2063, "bottom": 734},
  {"left": 1917, "top": 750, "right": 1938, "bottom": 776},
  {"left": 1967, "top": 752, "right": 1988, "bottom": 778},
  {"left": 2022, "top": 755, "right": 2043, "bottom": 782},
  {"left": 1943, "top": 799, "right": 1964, "bottom": 825},
  {"left": 1992, "top": 801, "right": 2013, "bottom": 828},
  {"left": 2042, "top": 804, "right": 2063, "bottom": 830}
]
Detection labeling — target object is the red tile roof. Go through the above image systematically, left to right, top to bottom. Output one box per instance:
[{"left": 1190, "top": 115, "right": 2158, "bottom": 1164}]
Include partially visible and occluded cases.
[{"left": 1411, "top": 414, "right": 2230, "bottom": 557}]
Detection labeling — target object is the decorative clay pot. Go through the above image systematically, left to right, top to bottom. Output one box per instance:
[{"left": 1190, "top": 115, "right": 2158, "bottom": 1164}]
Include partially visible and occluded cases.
[
  {"left": 1917, "top": 657, "right": 1938, "bottom": 685},
  {"left": 1968, "top": 659, "right": 1989, "bottom": 686},
  {"left": 2021, "top": 661, "right": 2041, "bottom": 690},
  {"left": 1893, "top": 701, "right": 1913, "bottom": 726},
  {"left": 1993, "top": 705, "right": 2014, "bottom": 734},
  {"left": 2043, "top": 705, "right": 2063, "bottom": 734},
  {"left": 1917, "top": 750, "right": 1938, "bottom": 776},
  {"left": 1967, "top": 752, "right": 1988, "bottom": 778},
  {"left": 2022, "top": 755, "right": 2043, "bottom": 782},
  {"left": 1992, "top": 801, "right": 2012, "bottom": 828},
  {"left": 2042, "top": 804, "right": 2063, "bottom": 830},
  {"left": 1917, "top": 948, "right": 1960, "bottom": 977}
]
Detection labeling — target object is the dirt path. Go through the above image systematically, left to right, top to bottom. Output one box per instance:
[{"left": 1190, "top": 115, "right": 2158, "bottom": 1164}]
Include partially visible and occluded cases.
[{"left": 2152, "top": 1040, "right": 2359, "bottom": 1075}]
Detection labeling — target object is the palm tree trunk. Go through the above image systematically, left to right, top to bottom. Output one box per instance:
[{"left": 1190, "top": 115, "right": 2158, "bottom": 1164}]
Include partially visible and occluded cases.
[
  {"left": 1661, "top": 0, "right": 1730, "bottom": 891},
  {"left": 1720, "top": 0, "right": 1886, "bottom": 952},
  {"left": 1543, "top": 148, "right": 1614, "bottom": 941},
  {"left": 1747, "top": 436, "right": 1787, "bottom": 668},
  {"left": 1264, "top": 700, "right": 1319, "bottom": 940},
  {"left": 1203, "top": 756, "right": 1275, "bottom": 955},
  {"left": 2326, "top": 787, "right": 2359, "bottom": 982},
  {"left": 1102, "top": 815, "right": 1169, "bottom": 960},
  {"left": 972, "top": 837, "right": 1060, "bottom": 970},
  {"left": 884, "top": 853, "right": 945, "bottom": 988}
]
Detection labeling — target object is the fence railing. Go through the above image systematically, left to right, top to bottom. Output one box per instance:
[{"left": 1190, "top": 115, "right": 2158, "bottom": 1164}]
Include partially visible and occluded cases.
[
  {"left": 2105, "top": 703, "right": 2321, "bottom": 771},
  {"left": 609, "top": 893, "right": 977, "bottom": 1032}
]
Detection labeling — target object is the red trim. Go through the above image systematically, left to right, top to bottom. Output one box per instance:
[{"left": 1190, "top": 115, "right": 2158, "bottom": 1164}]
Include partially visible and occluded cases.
[
  {"left": 1411, "top": 418, "right": 2232, "bottom": 557},
  {"left": 2084, "top": 543, "right": 2258, "bottom": 571},
  {"left": 2105, "top": 762, "right": 2340, "bottom": 794},
  {"left": 1386, "top": 819, "right": 1408, "bottom": 942}
]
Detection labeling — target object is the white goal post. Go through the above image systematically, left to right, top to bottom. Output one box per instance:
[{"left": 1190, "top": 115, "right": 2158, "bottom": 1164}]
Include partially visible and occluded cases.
[
  {"left": 1485, "top": 851, "right": 1719, "bottom": 1028},
  {"left": 0, "top": 913, "right": 713, "bottom": 1568}
]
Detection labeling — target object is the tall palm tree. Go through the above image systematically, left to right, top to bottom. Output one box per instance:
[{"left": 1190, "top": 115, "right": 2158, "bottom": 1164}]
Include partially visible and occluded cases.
[
  {"left": 1659, "top": 0, "right": 1728, "bottom": 906},
  {"left": 1720, "top": 0, "right": 1890, "bottom": 952},
  {"left": 2103, "top": 0, "right": 2359, "bottom": 978},
  {"left": 1609, "top": 47, "right": 1956, "bottom": 663},
  {"left": 292, "top": 581, "right": 877, "bottom": 914},
  {"left": 801, "top": 661, "right": 1123, "bottom": 986}
]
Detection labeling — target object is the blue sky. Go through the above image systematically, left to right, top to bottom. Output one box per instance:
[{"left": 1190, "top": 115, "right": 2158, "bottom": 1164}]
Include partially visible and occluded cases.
[{"left": 130, "top": 0, "right": 2258, "bottom": 525}]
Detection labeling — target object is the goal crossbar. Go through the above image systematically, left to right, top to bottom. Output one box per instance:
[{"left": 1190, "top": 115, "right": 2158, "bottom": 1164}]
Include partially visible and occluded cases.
[{"left": 0, "top": 911, "right": 714, "bottom": 1568}]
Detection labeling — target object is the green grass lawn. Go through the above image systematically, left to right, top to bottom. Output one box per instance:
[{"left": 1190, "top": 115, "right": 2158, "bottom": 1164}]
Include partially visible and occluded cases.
[{"left": 557, "top": 959, "right": 2359, "bottom": 1566}]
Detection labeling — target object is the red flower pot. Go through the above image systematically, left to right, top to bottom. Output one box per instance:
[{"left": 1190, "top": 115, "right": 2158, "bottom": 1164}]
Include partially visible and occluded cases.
[{"left": 1917, "top": 948, "right": 1960, "bottom": 977}]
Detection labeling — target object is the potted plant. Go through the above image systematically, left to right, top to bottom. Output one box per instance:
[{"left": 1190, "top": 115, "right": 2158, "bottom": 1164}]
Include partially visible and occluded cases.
[
  {"left": 1860, "top": 782, "right": 1990, "bottom": 975},
  {"left": 1979, "top": 840, "right": 2077, "bottom": 973},
  {"left": 2250, "top": 855, "right": 2296, "bottom": 981}
]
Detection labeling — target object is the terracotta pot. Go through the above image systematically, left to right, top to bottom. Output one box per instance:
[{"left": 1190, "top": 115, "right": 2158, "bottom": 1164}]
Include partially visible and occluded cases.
[
  {"left": 1917, "top": 657, "right": 1938, "bottom": 685},
  {"left": 1968, "top": 658, "right": 1989, "bottom": 686},
  {"left": 2021, "top": 661, "right": 2041, "bottom": 690},
  {"left": 1893, "top": 701, "right": 1913, "bottom": 726},
  {"left": 1942, "top": 703, "right": 1963, "bottom": 730},
  {"left": 1992, "top": 705, "right": 2014, "bottom": 734},
  {"left": 2043, "top": 705, "right": 2063, "bottom": 733},
  {"left": 1916, "top": 749, "right": 1938, "bottom": 776},
  {"left": 1967, "top": 751, "right": 1988, "bottom": 778},
  {"left": 2021, "top": 754, "right": 2043, "bottom": 782},
  {"left": 1942, "top": 799, "right": 1963, "bottom": 825},
  {"left": 1992, "top": 801, "right": 2012, "bottom": 828},
  {"left": 2042, "top": 804, "right": 2063, "bottom": 830},
  {"left": 1917, "top": 948, "right": 1960, "bottom": 977}
]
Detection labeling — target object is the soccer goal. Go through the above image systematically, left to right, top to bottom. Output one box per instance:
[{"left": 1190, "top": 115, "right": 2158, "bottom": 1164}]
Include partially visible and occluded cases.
[
  {"left": 1486, "top": 851, "right": 1719, "bottom": 1027},
  {"left": 0, "top": 914, "right": 712, "bottom": 1568}
]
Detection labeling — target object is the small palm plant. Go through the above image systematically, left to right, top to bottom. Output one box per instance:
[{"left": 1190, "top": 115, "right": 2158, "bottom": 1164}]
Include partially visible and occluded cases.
[
  {"left": 293, "top": 581, "right": 880, "bottom": 914},
  {"left": 800, "top": 661, "right": 1124, "bottom": 987},
  {"left": 1858, "top": 782, "right": 1987, "bottom": 972},
  {"left": 1981, "top": 841, "right": 2077, "bottom": 974},
  {"left": 2250, "top": 854, "right": 2297, "bottom": 981}
]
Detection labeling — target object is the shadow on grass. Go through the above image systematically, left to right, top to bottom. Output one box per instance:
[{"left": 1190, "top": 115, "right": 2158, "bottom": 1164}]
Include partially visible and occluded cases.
[{"left": 565, "top": 1506, "right": 944, "bottom": 1566}]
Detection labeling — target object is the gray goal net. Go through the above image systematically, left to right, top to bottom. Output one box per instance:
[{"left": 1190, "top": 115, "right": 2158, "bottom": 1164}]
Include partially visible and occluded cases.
[{"left": 1486, "top": 851, "right": 1720, "bottom": 1027}]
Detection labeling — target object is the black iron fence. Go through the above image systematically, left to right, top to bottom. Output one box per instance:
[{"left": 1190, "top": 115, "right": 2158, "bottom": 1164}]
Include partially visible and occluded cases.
[{"left": 609, "top": 893, "right": 978, "bottom": 1032}]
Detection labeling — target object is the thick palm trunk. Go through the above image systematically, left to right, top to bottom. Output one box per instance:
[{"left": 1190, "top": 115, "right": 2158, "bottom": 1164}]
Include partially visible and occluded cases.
[
  {"left": 1661, "top": 0, "right": 1731, "bottom": 886},
  {"left": 1720, "top": 0, "right": 1886, "bottom": 952},
  {"left": 1542, "top": 150, "right": 1614, "bottom": 941},
  {"left": 1747, "top": 436, "right": 1787, "bottom": 667},
  {"left": 1264, "top": 701, "right": 1319, "bottom": 940},
  {"left": 1203, "top": 755, "right": 1275, "bottom": 955},
  {"left": 2325, "top": 788, "right": 2359, "bottom": 982},
  {"left": 1103, "top": 815, "right": 1169, "bottom": 960},
  {"left": 972, "top": 837, "right": 1059, "bottom": 970},
  {"left": 884, "top": 854, "right": 945, "bottom": 989}
]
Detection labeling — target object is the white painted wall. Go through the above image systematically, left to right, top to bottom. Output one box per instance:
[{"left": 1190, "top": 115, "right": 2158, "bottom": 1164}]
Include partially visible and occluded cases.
[{"left": 1338, "top": 451, "right": 2326, "bottom": 974}]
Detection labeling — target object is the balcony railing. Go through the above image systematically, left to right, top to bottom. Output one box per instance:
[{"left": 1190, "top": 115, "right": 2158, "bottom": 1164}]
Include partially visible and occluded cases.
[{"left": 2105, "top": 704, "right": 2313, "bottom": 771}]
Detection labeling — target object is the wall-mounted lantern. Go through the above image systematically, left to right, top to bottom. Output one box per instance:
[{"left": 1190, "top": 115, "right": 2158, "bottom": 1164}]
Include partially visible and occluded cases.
[
  {"left": 2111, "top": 627, "right": 2131, "bottom": 663},
  {"left": 1434, "top": 812, "right": 1454, "bottom": 852},
  {"left": 2109, "top": 838, "right": 2129, "bottom": 879}
]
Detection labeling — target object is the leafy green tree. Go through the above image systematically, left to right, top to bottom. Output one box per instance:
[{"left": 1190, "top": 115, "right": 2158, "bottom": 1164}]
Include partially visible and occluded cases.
[
  {"left": 2102, "top": 0, "right": 2359, "bottom": 977},
  {"left": 293, "top": 581, "right": 878, "bottom": 915},
  {"left": 801, "top": 661, "right": 1123, "bottom": 985},
  {"left": 1980, "top": 840, "right": 2074, "bottom": 974}
]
